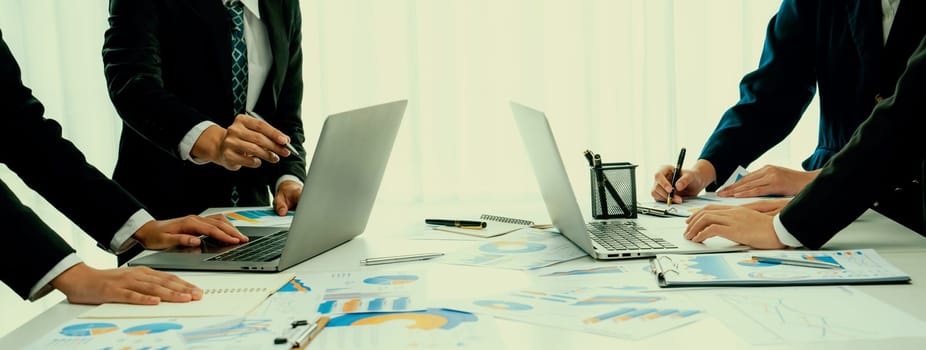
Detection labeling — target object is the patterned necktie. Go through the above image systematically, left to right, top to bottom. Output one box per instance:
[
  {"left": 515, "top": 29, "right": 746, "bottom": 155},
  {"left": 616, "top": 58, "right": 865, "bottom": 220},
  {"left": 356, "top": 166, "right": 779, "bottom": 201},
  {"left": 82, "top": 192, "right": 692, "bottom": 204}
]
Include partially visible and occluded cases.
[
  {"left": 226, "top": 1, "right": 247, "bottom": 206},
  {"left": 227, "top": 1, "right": 248, "bottom": 115}
]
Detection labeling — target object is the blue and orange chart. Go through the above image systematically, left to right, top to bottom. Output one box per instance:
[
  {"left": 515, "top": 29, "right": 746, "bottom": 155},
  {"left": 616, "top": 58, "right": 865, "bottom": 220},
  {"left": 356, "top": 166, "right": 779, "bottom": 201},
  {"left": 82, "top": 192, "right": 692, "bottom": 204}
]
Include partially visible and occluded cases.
[
  {"left": 223, "top": 208, "right": 293, "bottom": 226},
  {"left": 440, "top": 229, "right": 587, "bottom": 270},
  {"left": 479, "top": 241, "right": 547, "bottom": 254},
  {"left": 316, "top": 272, "right": 426, "bottom": 315},
  {"left": 363, "top": 275, "right": 419, "bottom": 285},
  {"left": 277, "top": 278, "right": 311, "bottom": 292},
  {"left": 447, "top": 285, "right": 705, "bottom": 340},
  {"left": 318, "top": 296, "right": 412, "bottom": 314},
  {"left": 473, "top": 300, "right": 534, "bottom": 311},
  {"left": 312, "top": 308, "right": 502, "bottom": 348},
  {"left": 328, "top": 308, "right": 477, "bottom": 330},
  {"left": 584, "top": 308, "right": 701, "bottom": 324},
  {"left": 34, "top": 319, "right": 205, "bottom": 350},
  {"left": 59, "top": 323, "right": 119, "bottom": 337},
  {"left": 122, "top": 323, "right": 183, "bottom": 335}
]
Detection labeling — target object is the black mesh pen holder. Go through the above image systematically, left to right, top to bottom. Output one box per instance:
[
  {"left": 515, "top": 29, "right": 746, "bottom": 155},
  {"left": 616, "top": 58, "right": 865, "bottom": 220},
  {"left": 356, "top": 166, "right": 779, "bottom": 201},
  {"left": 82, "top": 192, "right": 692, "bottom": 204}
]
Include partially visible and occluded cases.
[{"left": 590, "top": 162, "right": 638, "bottom": 219}]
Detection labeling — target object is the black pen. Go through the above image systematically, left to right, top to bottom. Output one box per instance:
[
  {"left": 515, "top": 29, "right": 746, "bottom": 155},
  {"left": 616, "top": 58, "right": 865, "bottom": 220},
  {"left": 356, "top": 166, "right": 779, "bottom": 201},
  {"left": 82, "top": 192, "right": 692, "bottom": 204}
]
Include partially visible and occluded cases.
[
  {"left": 246, "top": 111, "right": 301, "bottom": 159},
  {"left": 667, "top": 148, "right": 686, "bottom": 206},
  {"left": 425, "top": 219, "right": 487, "bottom": 229}
]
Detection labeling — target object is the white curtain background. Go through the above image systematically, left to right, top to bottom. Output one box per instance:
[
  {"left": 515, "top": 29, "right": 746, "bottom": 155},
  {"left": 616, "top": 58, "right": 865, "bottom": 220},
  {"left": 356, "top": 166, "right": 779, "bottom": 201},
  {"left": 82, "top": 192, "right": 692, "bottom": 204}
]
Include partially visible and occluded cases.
[{"left": 0, "top": 0, "right": 809, "bottom": 336}]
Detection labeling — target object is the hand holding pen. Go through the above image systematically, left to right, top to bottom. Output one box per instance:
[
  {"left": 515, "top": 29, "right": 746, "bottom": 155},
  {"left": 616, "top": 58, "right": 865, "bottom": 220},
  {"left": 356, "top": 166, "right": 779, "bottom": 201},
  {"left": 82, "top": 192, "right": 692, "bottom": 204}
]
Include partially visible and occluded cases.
[
  {"left": 247, "top": 111, "right": 302, "bottom": 160},
  {"left": 190, "top": 112, "right": 300, "bottom": 171},
  {"left": 667, "top": 148, "right": 686, "bottom": 205}
]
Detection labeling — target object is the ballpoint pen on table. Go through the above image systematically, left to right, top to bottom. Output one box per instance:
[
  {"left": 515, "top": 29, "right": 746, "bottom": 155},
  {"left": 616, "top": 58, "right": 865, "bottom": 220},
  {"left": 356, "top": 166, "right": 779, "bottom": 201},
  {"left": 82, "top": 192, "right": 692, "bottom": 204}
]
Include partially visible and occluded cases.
[
  {"left": 245, "top": 111, "right": 302, "bottom": 159},
  {"left": 667, "top": 148, "right": 687, "bottom": 206},
  {"left": 424, "top": 219, "right": 487, "bottom": 229},
  {"left": 360, "top": 252, "right": 445, "bottom": 266},
  {"left": 752, "top": 256, "right": 843, "bottom": 269},
  {"left": 294, "top": 316, "right": 328, "bottom": 348},
  {"left": 274, "top": 319, "right": 313, "bottom": 346}
]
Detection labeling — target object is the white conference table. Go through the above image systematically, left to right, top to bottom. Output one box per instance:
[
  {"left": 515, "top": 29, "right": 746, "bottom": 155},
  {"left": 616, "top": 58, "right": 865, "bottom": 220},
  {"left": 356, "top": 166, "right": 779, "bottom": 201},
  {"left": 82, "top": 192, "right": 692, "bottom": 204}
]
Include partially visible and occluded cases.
[{"left": 2, "top": 201, "right": 926, "bottom": 349}]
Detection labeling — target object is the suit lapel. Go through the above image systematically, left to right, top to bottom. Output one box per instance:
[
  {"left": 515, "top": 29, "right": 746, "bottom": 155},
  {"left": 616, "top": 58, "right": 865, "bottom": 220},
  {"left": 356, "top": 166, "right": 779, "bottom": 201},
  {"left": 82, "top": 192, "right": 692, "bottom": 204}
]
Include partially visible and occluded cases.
[
  {"left": 186, "top": 0, "right": 235, "bottom": 117},
  {"left": 259, "top": 0, "right": 289, "bottom": 110},
  {"left": 845, "top": 0, "right": 882, "bottom": 86}
]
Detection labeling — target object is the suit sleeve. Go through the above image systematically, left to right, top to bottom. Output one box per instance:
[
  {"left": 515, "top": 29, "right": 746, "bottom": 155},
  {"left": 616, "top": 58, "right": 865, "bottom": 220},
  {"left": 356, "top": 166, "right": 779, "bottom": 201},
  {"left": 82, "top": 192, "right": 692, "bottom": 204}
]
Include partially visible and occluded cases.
[
  {"left": 102, "top": 0, "right": 212, "bottom": 158},
  {"left": 698, "top": 0, "right": 817, "bottom": 189},
  {"left": 264, "top": 1, "right": 307, "bottom": 186},
  {"left": 0, "top": 31, "right": 144, "bottom": 251},
  {"left": 780, "top": 36, "right": 926, "bottom": 249},
  {"left": 0, "top": 181, "right": 74, "bottom": 300}
]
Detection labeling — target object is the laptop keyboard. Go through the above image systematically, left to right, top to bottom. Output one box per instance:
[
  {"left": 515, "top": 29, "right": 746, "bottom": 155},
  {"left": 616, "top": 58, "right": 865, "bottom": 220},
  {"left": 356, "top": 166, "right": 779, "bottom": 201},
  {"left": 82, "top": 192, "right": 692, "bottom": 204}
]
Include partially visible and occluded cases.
[
  {"left": 587, "top": 222, "right": 677, "bottom": 251},
  {"left": 206, "top": 230, "right": 289, "bottom": 262}
]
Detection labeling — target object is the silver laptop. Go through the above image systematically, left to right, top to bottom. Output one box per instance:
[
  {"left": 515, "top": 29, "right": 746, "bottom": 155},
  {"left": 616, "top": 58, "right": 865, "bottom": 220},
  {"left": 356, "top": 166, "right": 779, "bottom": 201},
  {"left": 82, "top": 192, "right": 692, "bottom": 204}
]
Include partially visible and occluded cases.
[
  {"left": 129, "top": 100, "right": 407, "bottom": 271},
  {"left": 510, "top": 101, "right": 747, "bottom": 260}
]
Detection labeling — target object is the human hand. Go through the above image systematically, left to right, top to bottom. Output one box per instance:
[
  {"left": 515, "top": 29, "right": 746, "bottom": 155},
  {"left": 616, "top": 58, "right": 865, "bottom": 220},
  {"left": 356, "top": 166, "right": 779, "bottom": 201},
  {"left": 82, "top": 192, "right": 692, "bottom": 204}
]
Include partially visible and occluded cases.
[
  {"left": 192, "top": 115, "right": 293, "bottom": 171},
  {"left": 652, "top": 162, "right": 713, "bottom": 204},
  {"left": 717, "top": 165, "right": 819, "bottom": 198},
  {"left": 273, "top": 180, "right": 302, "bottom": 216},
  {"left": 741, "top": 198, "right": 792, "bottom": 215},
  {"left": 683, "top": 204, "right": 785, "bottom": 249},
  {"left": 133, "top": 214, "right": 248, "bottom": 250},
  {"left": 51, "top": 263, "right": 202, "bottom": 305}
]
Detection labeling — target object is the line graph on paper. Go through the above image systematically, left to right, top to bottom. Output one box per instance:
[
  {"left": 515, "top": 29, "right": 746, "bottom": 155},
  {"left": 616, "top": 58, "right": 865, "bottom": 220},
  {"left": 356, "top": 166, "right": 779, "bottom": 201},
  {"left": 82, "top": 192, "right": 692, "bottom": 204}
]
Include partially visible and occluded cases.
[
  {"left": 691, "top": 286, "right": 926, "bottom": 345},
  {"left": 718, "top": 294, "right": 867, "bottom": 342}
]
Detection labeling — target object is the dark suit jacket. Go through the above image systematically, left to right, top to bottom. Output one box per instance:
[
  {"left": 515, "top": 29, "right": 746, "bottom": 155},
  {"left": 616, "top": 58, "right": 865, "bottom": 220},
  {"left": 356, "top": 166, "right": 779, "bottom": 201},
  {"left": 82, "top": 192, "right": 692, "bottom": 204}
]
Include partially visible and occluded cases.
[
  {"left": 103, "top": 0, "right": 307, "bottom": 219},
  {"left": 700, "top": 0, "right": 926, "bottom": 190},
  {"left": 0, "top": 32, "right": 144, "bottom": 299},
  {"left": 781, "top": 35, "right": 926, "bottom": 249}
]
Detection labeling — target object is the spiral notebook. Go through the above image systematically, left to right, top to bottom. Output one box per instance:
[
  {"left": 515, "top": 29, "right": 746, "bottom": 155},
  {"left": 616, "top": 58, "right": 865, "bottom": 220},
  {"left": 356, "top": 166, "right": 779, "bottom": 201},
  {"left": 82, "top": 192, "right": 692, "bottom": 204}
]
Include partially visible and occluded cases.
[
  {"left": 430, "top": 214, "right": 546, "bottom": 238},
  {"left": 650, "top": 249, "right": 910, "bottom": 287},
  {"left": 80, "top": 273, "right": 294, "bottom": 318}
]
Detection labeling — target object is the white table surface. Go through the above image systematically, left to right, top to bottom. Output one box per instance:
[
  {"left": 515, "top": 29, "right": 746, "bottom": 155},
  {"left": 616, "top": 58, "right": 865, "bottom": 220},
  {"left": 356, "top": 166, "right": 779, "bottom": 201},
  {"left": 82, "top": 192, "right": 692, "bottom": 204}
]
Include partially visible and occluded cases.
[{"left": 3, "top": 201, "right": 925, "bottom": 350}]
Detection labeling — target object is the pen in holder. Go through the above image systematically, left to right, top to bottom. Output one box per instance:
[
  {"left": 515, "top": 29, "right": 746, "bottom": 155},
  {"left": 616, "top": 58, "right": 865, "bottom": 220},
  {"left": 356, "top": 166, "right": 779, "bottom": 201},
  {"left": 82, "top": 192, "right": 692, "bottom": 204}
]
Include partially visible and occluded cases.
[{"left": 584, "top": 150, "right": 638, "bottom": 219}]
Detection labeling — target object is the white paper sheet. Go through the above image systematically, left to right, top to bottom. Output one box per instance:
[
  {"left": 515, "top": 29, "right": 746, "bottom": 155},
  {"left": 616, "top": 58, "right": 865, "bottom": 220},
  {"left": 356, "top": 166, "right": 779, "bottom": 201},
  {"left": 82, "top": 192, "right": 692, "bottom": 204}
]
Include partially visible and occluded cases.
[
  {"left": 438, "top": 229, "right": 586, "bottom": 270},
  {"left": 687, "top": 286, "right": 926, "bottom": 344}
]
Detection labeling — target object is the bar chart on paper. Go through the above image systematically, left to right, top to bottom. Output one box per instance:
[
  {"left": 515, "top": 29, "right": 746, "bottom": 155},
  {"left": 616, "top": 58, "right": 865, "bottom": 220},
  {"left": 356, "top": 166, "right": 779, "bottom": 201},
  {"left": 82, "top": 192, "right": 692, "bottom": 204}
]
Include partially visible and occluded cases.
[
  {"left": 223, "top": 208, "right": 293, "bottom": 227},
  {"left": 308, "top": 271, "right": 428, "bottom": 315},
  {"left": 443, "top": 286, "right": 705, "bottom": 340},
  {"left": 318, "top": 296, "right": 412, "bottom": 314},
  {"left": 312, "top": 308, "right": 503, "bottom": 349}
]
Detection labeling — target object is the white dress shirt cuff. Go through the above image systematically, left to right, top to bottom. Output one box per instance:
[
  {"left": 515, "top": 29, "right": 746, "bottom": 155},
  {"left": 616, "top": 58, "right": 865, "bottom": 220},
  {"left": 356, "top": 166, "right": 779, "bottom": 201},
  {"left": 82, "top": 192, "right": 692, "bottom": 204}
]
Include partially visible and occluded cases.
[
  {"left": 179, "top": 121, "right": 220, "bottom": 164},
  {"left": 275, "top": 175, "right": 303, "bottom": 193},
  {"left": 109, "top": 210, "right": 156, "bottom": 253},
  {"left": 773, "top": 214, "right": 804, "bottom": 248},
  {"left": 28, "top": 253, "right": 82, "bottom": 301}
]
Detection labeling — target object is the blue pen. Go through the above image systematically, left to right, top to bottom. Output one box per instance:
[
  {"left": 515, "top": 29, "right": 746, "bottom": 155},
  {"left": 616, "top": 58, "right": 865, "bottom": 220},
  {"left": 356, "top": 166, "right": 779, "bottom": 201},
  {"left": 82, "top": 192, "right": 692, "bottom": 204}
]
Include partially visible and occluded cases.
[{"left": 752, "top": 256, "right": 842, "bottom": 269}]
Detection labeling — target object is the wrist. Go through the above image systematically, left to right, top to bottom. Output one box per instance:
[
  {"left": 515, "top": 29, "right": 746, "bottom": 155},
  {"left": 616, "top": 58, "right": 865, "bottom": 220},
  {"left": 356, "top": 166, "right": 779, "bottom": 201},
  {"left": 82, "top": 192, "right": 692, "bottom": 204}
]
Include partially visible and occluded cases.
[
  {"left": 190, "top": 125, "right": 225, "bottom": 163},
  {"left": 692, "top": 159, "right": 717, "bottom": 186},
  {"left": 132, "top": 220, "right": 159, "bottom": 248},
  {"left": 50, "top": 262, "right": 91, "bottom": 293}
]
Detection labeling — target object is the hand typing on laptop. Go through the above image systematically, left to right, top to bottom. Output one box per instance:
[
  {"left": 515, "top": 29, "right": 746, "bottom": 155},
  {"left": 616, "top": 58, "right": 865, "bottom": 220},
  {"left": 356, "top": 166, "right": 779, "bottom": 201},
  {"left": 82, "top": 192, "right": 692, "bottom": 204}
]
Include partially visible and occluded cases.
[{"left": 132, "top": 214, "right": 248, "bottom": 250}]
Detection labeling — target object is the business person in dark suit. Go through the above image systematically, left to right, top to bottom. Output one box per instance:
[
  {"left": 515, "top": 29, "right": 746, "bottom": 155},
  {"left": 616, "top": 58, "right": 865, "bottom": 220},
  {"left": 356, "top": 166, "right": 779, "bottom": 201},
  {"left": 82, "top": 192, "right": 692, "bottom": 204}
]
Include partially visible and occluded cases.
[
  {"left": 102, "top": 0, "right": 306, "bottom": 219},
  {"left": 653, "top": 0, "right": 925, "bottom": 224},
  {"left": 0, "top": 30, "right": 247, "bottom": 304},
  {"left": 684, "top": 34, "right": 926, "bottom": 250}
]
